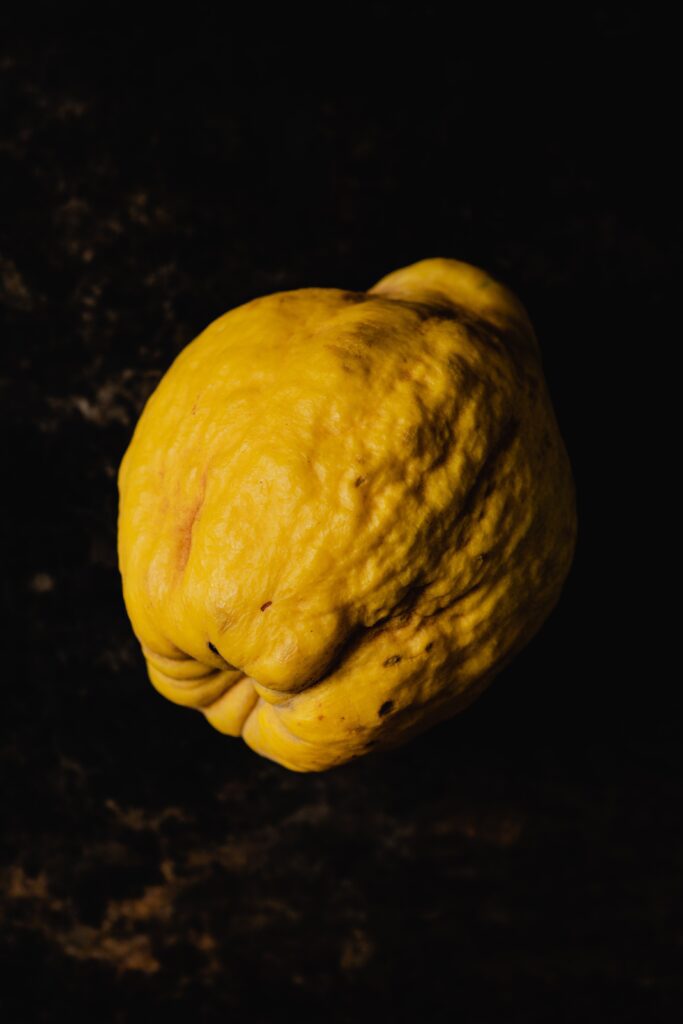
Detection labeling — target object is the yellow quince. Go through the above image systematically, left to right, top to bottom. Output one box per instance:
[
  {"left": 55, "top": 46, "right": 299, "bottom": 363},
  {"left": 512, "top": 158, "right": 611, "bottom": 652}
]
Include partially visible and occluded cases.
[{"left": 117, "top": 258, "right": 576, "bottom": 771}]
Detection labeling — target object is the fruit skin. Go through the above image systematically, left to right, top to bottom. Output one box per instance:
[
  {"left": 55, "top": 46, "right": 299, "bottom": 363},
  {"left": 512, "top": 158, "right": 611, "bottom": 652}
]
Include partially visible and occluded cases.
[{"left": 117, "top": 258, "right": 577, "bottom": 772}]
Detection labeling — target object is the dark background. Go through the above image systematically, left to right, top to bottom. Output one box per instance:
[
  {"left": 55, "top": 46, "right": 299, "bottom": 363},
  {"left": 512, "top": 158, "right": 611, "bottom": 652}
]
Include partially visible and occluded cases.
[{"left": 1, "top": 7, "right": 677, "bottom": 1023}]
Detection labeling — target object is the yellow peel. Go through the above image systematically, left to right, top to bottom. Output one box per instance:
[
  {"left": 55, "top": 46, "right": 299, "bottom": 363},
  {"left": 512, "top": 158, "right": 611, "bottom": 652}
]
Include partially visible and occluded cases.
[{"left": 117, "top": 258, "right": 577, "bottom": 771}]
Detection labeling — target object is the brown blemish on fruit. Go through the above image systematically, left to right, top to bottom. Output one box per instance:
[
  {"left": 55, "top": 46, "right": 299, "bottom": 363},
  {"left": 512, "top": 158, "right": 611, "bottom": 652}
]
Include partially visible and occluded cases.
[
  {"left": 353, "top": 321, "right": 384, "bottom": 346},
  {"left": 324, "top": 345, "right": 357, "bottom": 374},
  {"left": 175, "top": 473, "right": 206, "bottom": 574},
  {"left": 355, "top": 476, "right": 366, "bottom": 487},
  {"left": 260, "top": 601, "right": 272, "bottom": 611},
  {"left": 208, "top": 642, "right": 219, "bottom": 655},
  {"left": 424, "top": 642, "right": 433, "bottom": 652},
  {"left": 384, "top": 655, "right": 401, "bottom": 667},
  {"left": 378, "top": 700, "right": 394, "bottom": 717}
]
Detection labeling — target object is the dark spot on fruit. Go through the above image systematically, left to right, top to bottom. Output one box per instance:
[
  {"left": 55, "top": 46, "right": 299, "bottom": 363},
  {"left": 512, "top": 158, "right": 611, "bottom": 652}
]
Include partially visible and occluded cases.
[
  {"left": 353, "top": 321, "right": 383, "bottom": 346},
  {"left": 355, "top": 476, "right": 366, "bottom": 487},
  {"left": 260, "top": 601, "right": 272, "bottom": 611},
  {"left": 425, "top": 642, "right": 433, "bottom": 652},
  {"left": 206, "top": 644, "right": 238, "bottom": 670},
  {"left": 384, "top": 655, "right": 401, "bottom": 667},
  {"left": 378, "top": 700, "right": 394, "bottom": 717},
  {"left": 318, "top": 714, "right": 324, "bottom": 720}
]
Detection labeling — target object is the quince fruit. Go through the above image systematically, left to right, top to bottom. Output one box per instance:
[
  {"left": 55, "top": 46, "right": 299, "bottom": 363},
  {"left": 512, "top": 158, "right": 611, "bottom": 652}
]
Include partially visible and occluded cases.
[{"left": 117, "top": 259, "right": 576, "bottom": 771}]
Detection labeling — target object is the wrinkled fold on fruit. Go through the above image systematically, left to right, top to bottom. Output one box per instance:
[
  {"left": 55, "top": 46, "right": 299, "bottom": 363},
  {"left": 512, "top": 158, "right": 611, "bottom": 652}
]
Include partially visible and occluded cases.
[{"left": 117, "top": 258, "right": 577, "bottom": 771}]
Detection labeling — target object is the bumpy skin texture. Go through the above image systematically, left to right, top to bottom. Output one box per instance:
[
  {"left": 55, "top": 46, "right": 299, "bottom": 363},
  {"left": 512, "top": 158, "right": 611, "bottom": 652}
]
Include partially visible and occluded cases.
[{"left": 117, "top": 259, "right": 577, "bottom": 771}]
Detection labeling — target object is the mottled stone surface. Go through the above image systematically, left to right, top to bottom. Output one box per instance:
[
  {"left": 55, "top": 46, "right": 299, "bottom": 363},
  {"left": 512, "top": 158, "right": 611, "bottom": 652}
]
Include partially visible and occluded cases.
[{"left": 1, "top": 13, "right": 677, "bottom": 1024}]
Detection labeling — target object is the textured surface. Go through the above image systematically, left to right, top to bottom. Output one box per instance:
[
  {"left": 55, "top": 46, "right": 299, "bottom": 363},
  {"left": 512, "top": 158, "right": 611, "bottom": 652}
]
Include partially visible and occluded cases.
[
  {"left": 1, "top": 11, "right": 677, "bottom": 1024},
  {"left": 118, "top": 259, "right": 576, "bottom": 769}
]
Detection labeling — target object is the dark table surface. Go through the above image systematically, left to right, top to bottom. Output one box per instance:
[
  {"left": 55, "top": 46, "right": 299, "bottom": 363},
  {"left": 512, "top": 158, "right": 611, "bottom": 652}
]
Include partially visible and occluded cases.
[{"left": 1, "top": 10, "right": 677, "bottom": 1023}]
